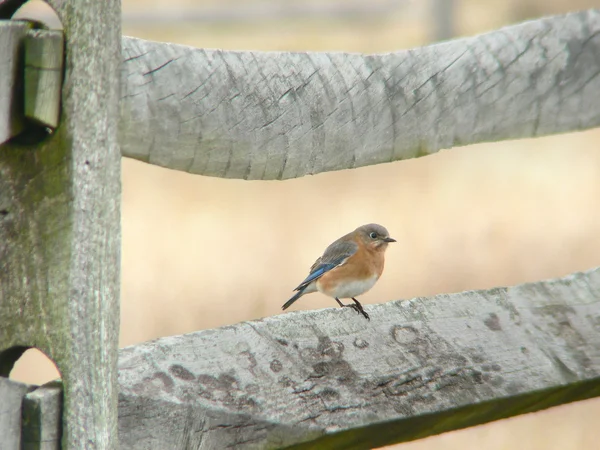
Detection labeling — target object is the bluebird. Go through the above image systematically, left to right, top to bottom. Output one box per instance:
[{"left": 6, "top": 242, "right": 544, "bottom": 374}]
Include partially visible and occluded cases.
[{"left": 282, "top": 224, "right": 395, "bottom": 320}]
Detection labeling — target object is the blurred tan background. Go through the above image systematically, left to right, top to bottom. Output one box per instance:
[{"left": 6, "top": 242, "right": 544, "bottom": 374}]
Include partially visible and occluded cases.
[{"left": 10, "top": 0, "right": 600, "bottom": 449}]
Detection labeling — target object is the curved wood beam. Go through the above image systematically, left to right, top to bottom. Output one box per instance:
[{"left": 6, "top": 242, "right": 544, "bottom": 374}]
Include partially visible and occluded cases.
[
  {"left": 120, "top": 9, "right": 600, "bottom": 179},
  {"left": 117, "top": 267, "right": 600, "bottom": 449}
]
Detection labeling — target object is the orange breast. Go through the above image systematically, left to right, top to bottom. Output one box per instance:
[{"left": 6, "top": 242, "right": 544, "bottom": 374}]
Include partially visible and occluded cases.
[{"left": 316, "top": 245, "right": 385, "bottom": 298}]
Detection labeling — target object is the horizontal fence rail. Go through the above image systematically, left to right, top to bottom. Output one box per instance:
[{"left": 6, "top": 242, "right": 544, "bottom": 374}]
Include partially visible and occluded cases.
[
  {"left": 120, "top": 9, "right": 600, "bottom": 179},
  {"left": 0, "top": 21, "right": 63, "bottom": 145},
  {"left": 0, "top": 21, "right": 31, "bottom": 143},
  {"left": 116, "top": 267, "right": 600, "bottom": 448},
  {"left": 4, "top": 268, "right": 599, "bottom": 449}
]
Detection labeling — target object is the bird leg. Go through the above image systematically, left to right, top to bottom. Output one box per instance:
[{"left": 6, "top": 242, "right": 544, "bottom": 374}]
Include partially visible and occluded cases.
[
  {"left": 334, "top": 297, "right": 370, "bottom": 320},
  {"left": 351, "top": 297, "right": 370, "bottom": 320}
]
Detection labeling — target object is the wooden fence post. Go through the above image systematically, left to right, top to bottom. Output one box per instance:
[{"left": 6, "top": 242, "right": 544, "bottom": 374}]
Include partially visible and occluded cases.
[{"left": 0, "top": 0, "right": 121, "bottom": 448}]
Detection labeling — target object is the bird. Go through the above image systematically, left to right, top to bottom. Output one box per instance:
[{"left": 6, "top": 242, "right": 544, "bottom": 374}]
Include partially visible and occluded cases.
[{"left": 282, "top": 223, "right": 395, "bottom": 320}]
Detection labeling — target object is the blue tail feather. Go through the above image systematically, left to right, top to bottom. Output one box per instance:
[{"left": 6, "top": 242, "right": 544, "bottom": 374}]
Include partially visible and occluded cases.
[{"left": 282, "top": 288, "right": 306, "bottom": 310}]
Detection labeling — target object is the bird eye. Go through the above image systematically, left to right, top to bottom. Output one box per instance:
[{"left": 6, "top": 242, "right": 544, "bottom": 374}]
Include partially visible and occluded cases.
[{"left": 369, "top": 232, "right": 377, "bottom": 239}]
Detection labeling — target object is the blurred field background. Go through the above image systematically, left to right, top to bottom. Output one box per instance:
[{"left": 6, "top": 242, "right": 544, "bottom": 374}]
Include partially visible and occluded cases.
[{"left": 10, "top": 0, "right": 600, "bottom": 448}]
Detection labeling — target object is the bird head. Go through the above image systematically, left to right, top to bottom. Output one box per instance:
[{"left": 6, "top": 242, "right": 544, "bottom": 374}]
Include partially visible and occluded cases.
[{"left": 357, "top": 223, "right": 396, "bottom": 250}]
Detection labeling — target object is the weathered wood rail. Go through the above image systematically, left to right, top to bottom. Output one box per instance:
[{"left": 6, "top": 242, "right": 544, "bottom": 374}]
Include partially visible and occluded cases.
[
  {"left": 1, "top": 2, "right": 599, "bottom": 449},
  {"left": 120, "top": 9, "right": 600, "bottom": 179},
  {"left": 3, "top": 268, "right": 600, "bottom": 449}
]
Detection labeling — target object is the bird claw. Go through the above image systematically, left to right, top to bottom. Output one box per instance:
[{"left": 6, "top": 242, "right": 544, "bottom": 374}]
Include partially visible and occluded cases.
[{"left": 343, "top": 303, "right": 370, "bottom": 321}]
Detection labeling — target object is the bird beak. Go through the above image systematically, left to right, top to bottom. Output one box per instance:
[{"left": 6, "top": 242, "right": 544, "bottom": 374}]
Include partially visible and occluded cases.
[{"left": 383, "top": 237, "right": 396, "bottom": 243}]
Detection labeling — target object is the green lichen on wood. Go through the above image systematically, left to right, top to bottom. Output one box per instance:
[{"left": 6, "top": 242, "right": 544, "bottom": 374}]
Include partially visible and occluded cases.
[
  {"left": 0, "top": 1, "right": 121, "bottom": 449},
  {"left": 0, "top": 131, "right": 72, "bottom": 356}
]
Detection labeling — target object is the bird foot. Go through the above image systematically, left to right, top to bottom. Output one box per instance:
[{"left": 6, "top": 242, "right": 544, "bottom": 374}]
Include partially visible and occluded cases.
[{"left": 342, "top": 303, "right": 370, "bottom": 321}]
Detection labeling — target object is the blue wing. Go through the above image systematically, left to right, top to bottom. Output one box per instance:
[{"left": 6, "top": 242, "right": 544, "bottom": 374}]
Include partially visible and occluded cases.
[{"left": 294, "top": 239, "right": 358, "bottom": 291}]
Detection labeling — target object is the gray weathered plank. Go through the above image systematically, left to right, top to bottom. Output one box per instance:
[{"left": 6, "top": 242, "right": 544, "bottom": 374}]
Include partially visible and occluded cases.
[
  {"left": 0, "top": 1, "right": 121, "bottom": 449},
  {"left": 120, "top": 9, "right": 600, "bottom": 180},
  {"left": 0, "top": 20, "right": 31, "bottom": 145},
  {"left": 0, "top": 21, "right": 64, "bottom": 142},
  {"left": 24, "top": 28, "right": 63, "bottom": 129},
  {"left": 117, "top": 267, "right": 600, "bottom": 449},
  {"left": 2, "top": 268, "right": 599, "bottom": 448},
  {"left": 0, "top": 377, "right": 35, "bottom": 450},
  {"left": 22, "top": 381, "right": 63, "bottom": 450}
]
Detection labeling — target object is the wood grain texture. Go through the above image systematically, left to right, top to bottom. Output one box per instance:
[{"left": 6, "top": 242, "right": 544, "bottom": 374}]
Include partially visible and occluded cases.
[
  {"left": 0, "top": 1, "right": 121, "bottom": 449},
  {"left": 120, "top": 9, "right": 600, "bottom": 180},
  {"left": 0, "top": 20, "right": 31, "bottom": 145},
  {"left": 24, "top": 28, "right": 63, "bottom": 129},
  {"left": 118, "top": 267, "right": 600, "bottom": 449},
  {"left": 2, "top": 268, "right": 599, "bottom": 448},
  {"left": 0, "top": 377, "right": 35, "bottom": 450}
]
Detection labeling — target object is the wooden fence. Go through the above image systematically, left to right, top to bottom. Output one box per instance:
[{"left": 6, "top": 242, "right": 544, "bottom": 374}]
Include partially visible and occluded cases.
[{"left": 1, "top": 1, "right": 599, "bottom": 448}]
